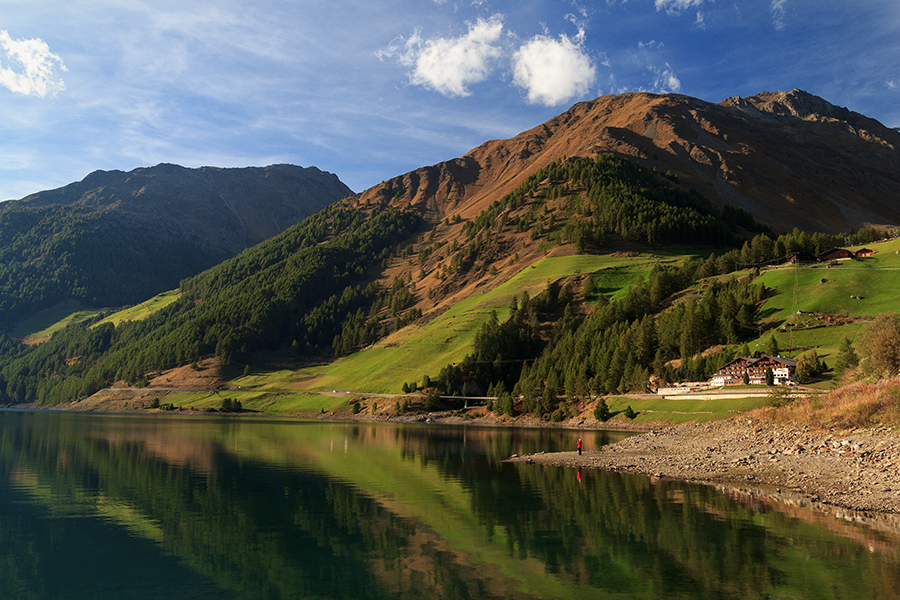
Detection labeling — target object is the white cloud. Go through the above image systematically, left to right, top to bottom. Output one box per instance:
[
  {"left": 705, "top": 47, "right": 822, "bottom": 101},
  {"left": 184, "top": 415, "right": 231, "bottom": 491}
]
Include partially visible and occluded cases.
[
  {"left": 655, "top": 0, "right": 704, "bottom": 16},
  {"left": 771, "top": 0, "right": 788, "bottom": 30},
  {"left": 695, "top": 11, "right": 706, "bottom": 28},
  {"left": 379, "top": 15, "right": 504, "bottom": 97},
  {"left": 0, "top": 30, "right": 66, "bottom": 97},
  {"left": 512, "top": 31, "right": 596, "bottom": 106},
  {"left": 650, "top": 63, "right": 681, "bottom": 93}
]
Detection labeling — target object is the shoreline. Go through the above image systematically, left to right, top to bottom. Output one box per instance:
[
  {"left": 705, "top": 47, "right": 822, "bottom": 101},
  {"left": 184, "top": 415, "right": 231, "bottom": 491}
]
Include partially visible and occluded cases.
[{"left": 506, "top": 416, "right": 900, "bottom": 521}]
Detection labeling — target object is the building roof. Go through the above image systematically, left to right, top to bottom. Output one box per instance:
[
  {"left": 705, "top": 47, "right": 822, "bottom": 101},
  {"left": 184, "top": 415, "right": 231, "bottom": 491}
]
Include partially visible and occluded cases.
[
  {"left": 817, "top": 247, "right": 856, "bottom": 260},
  {"left": 717, "top": 355, "right": 798, "bottom": 371}
]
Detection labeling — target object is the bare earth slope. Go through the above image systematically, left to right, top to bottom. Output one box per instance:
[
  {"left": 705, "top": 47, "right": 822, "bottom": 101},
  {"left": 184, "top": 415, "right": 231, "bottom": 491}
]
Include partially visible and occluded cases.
[{"left": 355, "top": 90, "right": 900, "bottom": 234}]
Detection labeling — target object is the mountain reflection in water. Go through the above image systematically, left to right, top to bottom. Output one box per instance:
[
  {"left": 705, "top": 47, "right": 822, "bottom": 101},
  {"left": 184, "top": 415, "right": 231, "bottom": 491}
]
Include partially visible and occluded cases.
[{"left": 1, "top": 410, "right": 898, "bottom": 599}]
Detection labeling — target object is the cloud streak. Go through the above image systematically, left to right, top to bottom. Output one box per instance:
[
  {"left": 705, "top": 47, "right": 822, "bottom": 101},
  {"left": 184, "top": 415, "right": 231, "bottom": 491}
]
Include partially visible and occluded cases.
[
  {"left": 655, "top": 0, "right": 704, "bottom": 16},
  {"left": 771, "top": 0, "right": 788, "bottom": 30},
  {"left": 0, "top": 30, "right": 66, "bottom": 97},
  {"left": 650, "top": 63, "right": 681, "bottom": 93}
]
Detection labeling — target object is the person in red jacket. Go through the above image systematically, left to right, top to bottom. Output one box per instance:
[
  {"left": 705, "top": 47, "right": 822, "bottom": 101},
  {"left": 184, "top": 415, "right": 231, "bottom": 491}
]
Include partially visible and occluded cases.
[{"left": 576, "top": 438, "right": 583, "bottom": 455}]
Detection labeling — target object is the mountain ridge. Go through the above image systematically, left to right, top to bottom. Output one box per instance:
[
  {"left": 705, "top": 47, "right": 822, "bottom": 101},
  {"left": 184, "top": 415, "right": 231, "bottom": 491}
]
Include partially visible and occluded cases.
[
  {"left": 356, "top": 90, "right": 900, "bottom": 235},
  {"left": 0, "top": 163, "right": 352, "bottom": 329},
  {"left": 14, "top": 163, "right": 351, "bottom": 256}
]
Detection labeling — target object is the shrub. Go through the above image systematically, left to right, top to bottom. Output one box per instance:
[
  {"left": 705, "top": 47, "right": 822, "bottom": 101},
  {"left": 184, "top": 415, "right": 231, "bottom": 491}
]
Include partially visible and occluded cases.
[
  {"left": 858, "top": 313, "right": 900, "bottom": 377},
  {"left": 796, "top": 349, "right": 827, "bottom": 383},
  {"left": 767, "top": 385, "right": 795, "bottom": 408},
  {"left": 424, "top": 389, "right": 440, "bottom": 412},
  {"left": 496, "top": 391, "right": 515, "bottom": 416},
  {"left": 593, "top": 399, "right": 611, "bottom": 421}
]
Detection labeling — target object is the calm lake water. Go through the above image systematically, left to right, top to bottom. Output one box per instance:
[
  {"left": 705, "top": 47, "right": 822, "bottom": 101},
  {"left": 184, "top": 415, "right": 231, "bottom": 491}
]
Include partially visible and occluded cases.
[{"left": 1, "top": 410, "right": 899, "bottom": 599}]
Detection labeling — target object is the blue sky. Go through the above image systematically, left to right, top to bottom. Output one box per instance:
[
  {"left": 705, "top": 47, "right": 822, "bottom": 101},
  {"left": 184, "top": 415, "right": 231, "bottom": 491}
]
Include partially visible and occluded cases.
[{"left": 1, "top": 0, "right": 898, "bottom": 201}]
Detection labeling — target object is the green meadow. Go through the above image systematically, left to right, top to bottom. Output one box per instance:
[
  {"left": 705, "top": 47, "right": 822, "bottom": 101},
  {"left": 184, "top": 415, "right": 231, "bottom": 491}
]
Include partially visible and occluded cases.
[
  {"left": 752, "top": 237, "right": 900, "bottom": 367},
  {"left": 289, "top": 252, "right": 691, "bottom": 395},
  {"left": 15, "top": 289, "right": 182, "bottom": 341},
  {"left": 94, "top": 289, "right": 181, "bottom": 326},
  {"left": 14, "top": 301, "right": 107, "bottom": 341},
  {"left": 603, "top": 393, "right": 771, "bottom": 424}
]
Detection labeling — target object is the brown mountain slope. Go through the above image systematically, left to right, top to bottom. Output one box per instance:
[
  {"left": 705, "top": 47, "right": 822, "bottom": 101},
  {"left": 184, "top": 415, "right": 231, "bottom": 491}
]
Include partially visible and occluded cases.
[{"left": 355, "top": 89, "right": 900, "bottom": 234}]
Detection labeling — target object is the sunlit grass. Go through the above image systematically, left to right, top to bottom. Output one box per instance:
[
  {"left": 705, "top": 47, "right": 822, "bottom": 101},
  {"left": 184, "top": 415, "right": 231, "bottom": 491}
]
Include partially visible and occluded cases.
[
  {"left": 288, "top": 252, "right": 694, "bottom": 395},
  {"left": 95, "top": 289, "right": 181, "bottom": 326},
  {"left": 15, "top": 301, "right": 107, "bottom": 341},
  {"left": 604, "top": 394, "right": 770, "bottom": 424}
]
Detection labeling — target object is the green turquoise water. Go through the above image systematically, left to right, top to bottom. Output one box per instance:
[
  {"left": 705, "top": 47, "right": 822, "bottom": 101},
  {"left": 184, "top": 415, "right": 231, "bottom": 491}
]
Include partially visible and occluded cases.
[{"left": 1, "top": 410, "right": 898, "bottom": 599}]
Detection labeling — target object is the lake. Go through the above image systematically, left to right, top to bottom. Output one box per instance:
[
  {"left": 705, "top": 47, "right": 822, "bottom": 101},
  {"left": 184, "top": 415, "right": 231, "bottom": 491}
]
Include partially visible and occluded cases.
[{"left": 1, "top": 410, "right": 898, "bottom": 599}]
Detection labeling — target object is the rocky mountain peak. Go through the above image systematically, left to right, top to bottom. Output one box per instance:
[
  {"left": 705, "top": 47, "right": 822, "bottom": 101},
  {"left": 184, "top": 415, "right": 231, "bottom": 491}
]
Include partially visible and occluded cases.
[
  {"left": 355, "top": 89, "right": 900, "bottom": 236},
  {"left": 722, "top": 89, "right": 850, "bottom": 122}
]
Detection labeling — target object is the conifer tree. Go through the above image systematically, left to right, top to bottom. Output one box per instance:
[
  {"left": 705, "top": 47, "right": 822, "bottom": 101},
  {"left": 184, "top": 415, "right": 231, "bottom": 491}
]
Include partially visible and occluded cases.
[{"left": 833, "top": 337, "right": 859, "bottom": 376}]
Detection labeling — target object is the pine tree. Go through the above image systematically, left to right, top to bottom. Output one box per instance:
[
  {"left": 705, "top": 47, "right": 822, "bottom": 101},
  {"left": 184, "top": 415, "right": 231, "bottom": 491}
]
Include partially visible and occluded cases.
[
  {"left": 767, "top": 335, "right": 780, "bottom": 357},
  {"left": 833, "top": 337, "right": 859, "bottom": 376},
  {"left": 593, "top": 398, "right": 611, "bottom": 422}
]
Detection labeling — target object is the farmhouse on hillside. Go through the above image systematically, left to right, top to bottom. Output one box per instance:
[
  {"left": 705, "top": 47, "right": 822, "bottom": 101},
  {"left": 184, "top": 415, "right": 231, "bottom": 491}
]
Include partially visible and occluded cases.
[
  {"left": 783, "top": 247, "right": 865, "bottom": 265},
  {"left": 817, "top": 247, "right": 856, "bottom": 262},
  {"left": 855, "top": 248, "right": 875, "bottom": 257},
  {"left": 784, "top": 252, "right": 817, "bottom": 265},
  {"left": 709, "top": 356, "right": 798, "bottom": 387}
]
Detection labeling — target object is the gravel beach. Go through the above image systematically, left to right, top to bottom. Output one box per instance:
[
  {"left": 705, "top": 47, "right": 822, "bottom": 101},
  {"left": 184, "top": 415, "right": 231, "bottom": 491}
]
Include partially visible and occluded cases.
[{"left": 507, "top": 417, "right": 900, "bottom": 518}]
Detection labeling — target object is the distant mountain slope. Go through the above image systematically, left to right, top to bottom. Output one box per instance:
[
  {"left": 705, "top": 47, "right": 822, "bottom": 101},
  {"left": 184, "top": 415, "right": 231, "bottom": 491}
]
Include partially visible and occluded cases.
[
  {"left": 357, "top": 89, "right": 900, "bottom": 234},
  {"left": 0, "top": 163, "right": 351, "bottom": 330}
]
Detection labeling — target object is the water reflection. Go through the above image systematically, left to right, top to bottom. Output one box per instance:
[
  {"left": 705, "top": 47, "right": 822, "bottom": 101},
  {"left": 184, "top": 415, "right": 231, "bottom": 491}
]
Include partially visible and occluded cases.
[{"left": 0, "top": 410, "right": 898, "bottom": 599}]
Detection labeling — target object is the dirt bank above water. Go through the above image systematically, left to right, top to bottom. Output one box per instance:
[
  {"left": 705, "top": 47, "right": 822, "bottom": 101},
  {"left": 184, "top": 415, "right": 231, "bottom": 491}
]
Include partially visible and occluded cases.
[{"left": 507, "top": 417, "right": 900, "bottom": 518}]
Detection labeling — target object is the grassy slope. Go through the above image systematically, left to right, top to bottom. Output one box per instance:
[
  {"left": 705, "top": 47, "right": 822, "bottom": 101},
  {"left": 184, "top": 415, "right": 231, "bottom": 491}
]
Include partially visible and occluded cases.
[
  {"left": 752, "top": 237, "right": 900, "bottom": 371},
  {"left": 159, "top": 252, "right": 691, "bottom": 415},
  {"left": 289, "top": 252, "right": 686, "bottom": 395},
  {"left": 14, "top": 289, "right": 182, "bottom": 342},
  {"left": 94, "top": 289, "right": 181, "bottom": 327},
  {"left": 14, "top": 301, "right": 106, "bottom": 342}
]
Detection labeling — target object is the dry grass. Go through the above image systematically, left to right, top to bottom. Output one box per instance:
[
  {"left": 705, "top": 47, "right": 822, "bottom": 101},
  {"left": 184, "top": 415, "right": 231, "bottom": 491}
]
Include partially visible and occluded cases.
[{"left": 755, "top": 375, "right": 900, "bottom": 430}]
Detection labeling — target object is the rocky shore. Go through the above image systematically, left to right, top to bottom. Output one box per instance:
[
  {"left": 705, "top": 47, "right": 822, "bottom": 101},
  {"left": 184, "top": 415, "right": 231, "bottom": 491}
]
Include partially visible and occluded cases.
[{"left": 507, "top": 417, "right": 900, "bottom": 517}]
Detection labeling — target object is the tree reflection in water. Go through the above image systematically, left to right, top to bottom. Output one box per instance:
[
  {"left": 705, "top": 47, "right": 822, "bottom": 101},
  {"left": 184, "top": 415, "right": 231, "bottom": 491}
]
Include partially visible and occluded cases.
[{"left": 1, "top": 411, "right": 898, "bottom": 599}]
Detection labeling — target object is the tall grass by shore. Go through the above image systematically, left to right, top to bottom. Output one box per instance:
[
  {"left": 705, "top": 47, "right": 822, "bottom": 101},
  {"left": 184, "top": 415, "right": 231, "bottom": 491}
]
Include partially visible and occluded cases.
[{"left": 757, "top": 376, "right": 900, "bottom": 430}]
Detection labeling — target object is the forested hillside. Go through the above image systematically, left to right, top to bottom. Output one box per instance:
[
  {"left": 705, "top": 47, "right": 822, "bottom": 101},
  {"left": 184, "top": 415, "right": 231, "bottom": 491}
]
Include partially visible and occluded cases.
[
  {"left": 0, "top": 164, "right": 350, "bottom": 331},
  {"left": 0, "top": 202, "right": 420, "bottom": 405}
]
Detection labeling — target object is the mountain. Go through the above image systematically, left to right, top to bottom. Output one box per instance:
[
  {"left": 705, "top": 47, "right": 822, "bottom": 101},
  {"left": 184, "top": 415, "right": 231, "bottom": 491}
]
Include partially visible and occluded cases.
[
  {"left": 1, "top": 89, "right": 898, "bottom": 409},
  {"left": 359, "top": 89, "right": 900, "bottom": 234},
  {"left": 0, "top": 163, "right": 351, "bottom": 329}
]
